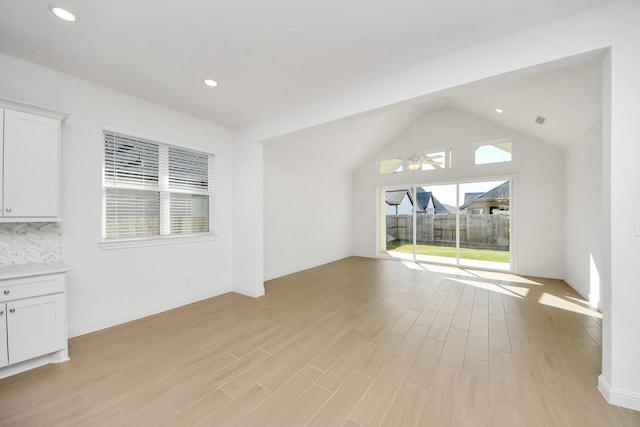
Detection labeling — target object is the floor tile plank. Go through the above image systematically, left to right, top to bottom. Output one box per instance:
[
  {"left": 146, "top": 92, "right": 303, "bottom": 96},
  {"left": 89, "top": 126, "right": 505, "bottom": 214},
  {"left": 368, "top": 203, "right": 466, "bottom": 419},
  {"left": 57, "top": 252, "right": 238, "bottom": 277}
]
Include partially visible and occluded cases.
[{"left": 0, "top": 257, "right": 635, "bottom": 426}]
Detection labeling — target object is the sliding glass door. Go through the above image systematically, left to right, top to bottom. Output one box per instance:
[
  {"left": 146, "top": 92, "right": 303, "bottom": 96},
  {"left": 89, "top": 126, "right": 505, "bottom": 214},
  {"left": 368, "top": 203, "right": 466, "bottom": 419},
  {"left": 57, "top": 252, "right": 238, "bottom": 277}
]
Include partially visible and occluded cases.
[
  {"left": 382, "top": 179, "right": 510, "bottom": 270},
  {"left": 457, "top": 181, "right": 510, "bottom": 269},
  {"left": 413, "top": 184, "right": 458, "bottom": 265},
  {"left": 383, "top": 188, "right": 415, "bottom": 260}
]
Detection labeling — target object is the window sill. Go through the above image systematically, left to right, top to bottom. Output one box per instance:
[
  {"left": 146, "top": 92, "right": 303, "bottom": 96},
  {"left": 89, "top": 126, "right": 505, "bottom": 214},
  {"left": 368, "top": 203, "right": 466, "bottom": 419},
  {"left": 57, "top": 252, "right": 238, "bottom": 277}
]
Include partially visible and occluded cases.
[{"left": 99, "top": 233, "right": 217, "bottom": 250}]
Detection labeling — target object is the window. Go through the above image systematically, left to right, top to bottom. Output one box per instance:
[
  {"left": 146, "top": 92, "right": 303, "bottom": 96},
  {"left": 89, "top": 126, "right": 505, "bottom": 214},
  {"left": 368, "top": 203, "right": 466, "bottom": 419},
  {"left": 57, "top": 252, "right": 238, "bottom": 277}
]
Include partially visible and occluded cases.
[
  {"left": 103, "top": 130, "right": 214, "bottom": 241},
  {"left": 475, "top": 140, "right": 512, "bottom": 165},
  {"left": 379, "top": 157, "right": 403, "bottom": 175}
]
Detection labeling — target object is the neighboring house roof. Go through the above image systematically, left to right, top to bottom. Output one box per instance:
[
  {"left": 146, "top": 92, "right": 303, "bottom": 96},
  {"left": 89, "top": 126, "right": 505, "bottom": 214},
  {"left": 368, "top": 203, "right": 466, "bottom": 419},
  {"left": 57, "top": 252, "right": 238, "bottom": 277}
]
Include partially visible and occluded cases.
[
  {"left": 460, "top": 181, "right": 510, "bottom": 210},
  {"left": 385, "top": 188, "right": 449, "bottom": 214},
  {"left": 414, "top": 188, "right": 449, "bottom": 214},
  {"left": 385, "top": 189, "right": 408, "bottom": 206},
  {"left": 463, "top": 192, "right": 482, "bottom": 206},
  {"left": 442, "top": 203, "right": 457, "bottom": 213}
]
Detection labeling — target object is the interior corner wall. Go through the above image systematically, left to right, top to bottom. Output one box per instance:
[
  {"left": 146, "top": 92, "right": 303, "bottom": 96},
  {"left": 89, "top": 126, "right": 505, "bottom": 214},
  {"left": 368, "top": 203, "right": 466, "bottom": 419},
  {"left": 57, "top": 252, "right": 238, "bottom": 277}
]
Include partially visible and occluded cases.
[
  {"left": 0, "top": 53, "right": 235, "bottom": 337},
  {"left": 352, "top": 107, "right": 565, "bottom": 279},
  {"left": 563, "top": 122, "right": 603, "bottom": 307},
  {"left": 263, "top": 137, "right": 353, "bottom": 280}
]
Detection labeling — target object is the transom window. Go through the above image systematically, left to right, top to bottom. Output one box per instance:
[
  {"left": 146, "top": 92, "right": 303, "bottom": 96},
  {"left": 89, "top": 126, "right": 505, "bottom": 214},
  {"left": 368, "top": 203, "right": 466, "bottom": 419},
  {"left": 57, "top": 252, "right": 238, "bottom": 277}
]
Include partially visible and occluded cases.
[
  {"left": 102, "top": 130, "right": 214, "bottom": 240},
  {"left": 475, "top": 140, "right": 512, "bottom": 165},
  {"left": 379, "top": 157, "right": 403, "bottom": 175}
]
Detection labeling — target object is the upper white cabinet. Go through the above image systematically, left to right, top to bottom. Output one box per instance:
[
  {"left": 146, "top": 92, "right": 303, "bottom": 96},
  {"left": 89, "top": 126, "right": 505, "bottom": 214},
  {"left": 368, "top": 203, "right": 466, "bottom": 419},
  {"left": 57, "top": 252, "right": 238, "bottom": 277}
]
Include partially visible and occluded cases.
[{"left": 0, "top": 104, "right": 64, "bottom": 222}]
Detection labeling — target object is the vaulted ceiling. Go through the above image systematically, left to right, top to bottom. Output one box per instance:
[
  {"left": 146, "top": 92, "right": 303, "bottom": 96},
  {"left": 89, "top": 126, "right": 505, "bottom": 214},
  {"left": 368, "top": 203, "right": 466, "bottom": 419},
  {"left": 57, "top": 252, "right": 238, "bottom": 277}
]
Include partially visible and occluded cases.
[
  {"left": 0, "top": 0, "right": 611, "bottom": 132},
  {"left": 266, "top": 52, "right": 603, "bottom": 174}
]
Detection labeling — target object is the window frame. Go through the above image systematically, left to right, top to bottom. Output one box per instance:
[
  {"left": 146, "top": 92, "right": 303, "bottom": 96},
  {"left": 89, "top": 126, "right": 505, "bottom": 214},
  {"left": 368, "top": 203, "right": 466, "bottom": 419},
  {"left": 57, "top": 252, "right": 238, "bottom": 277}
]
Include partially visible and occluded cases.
[
  {"left": 99, "top": 126, "right": 216, "bottom": 249},
  {"left": 474, "top": 139, "right": 513, "bottom": 165},
  {"left": 378, "top": 156, "right": 404, "bottom": 175}
]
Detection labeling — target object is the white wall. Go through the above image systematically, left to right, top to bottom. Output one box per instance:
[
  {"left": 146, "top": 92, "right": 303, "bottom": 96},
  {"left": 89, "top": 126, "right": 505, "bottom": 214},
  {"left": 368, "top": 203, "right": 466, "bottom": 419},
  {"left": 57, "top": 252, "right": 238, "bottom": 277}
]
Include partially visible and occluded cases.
[
  {"left": 234, "top": 0, "right": 640, "bottom": 409},
  {"left": 605, "top": 5, "right": 640, "bottom": 407},
  {"left": 0, "top": 53, "right": 234, "bottom": 337},
  {"left": 352, "top": 107, "right": 565, "bottom": 278},
  {"left": 564, "top": 123, "right": 603, "bottom": 307},
  {"left": 263, "top": 134, "right": 352, "bottom": 280},
  {"left": 232, "top": 137, "right": 264, "bottom": 297}
]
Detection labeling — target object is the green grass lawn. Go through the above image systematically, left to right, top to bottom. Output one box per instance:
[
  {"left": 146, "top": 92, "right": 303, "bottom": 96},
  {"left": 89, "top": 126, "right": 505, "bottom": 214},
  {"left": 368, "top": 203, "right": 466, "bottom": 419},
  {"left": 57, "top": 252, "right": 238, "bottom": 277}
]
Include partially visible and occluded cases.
[{"left": 387, "top": 242, "right": 510, "bottom": 263}]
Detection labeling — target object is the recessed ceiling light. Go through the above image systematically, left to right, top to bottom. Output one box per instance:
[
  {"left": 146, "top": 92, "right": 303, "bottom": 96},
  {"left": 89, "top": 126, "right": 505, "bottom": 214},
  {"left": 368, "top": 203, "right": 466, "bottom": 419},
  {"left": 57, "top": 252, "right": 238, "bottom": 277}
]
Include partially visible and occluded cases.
[
  {"left": 50, "top": 6, "right": 77, "bottom": 22},
  {"left": 203, "top": 79, "right": 218, "bottom": 88},
  {"left": 495, "top": 108, "right": 504, "bottom": 114}
]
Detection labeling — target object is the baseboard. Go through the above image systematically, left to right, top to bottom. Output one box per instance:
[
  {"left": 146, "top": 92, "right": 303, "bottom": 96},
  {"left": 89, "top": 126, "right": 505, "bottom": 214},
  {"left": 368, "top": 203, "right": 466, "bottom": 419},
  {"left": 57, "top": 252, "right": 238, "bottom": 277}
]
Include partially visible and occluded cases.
[
  {"left": 350, "top": 251, "right": 377, "bottom": 259},
  {"left": 263, "top": 254, "right": 352, "bottom": 282},
  {"left": 563, "top": 277, "right": 602, "bottom": 308},
  {"left": 233, "top": 284, "right": 265, "bottom": 298},
  {"left": 67, "top": 288, "right": 231, "bottom": 338},
  {"left": 588, "top": 291, "right": 603, "bottom": 311},
  {"left": 0, "top": 349, "right": 69, "bottom": 379},
  {"left": 598, "top": 374, "right": 640, "bottom": 411}
]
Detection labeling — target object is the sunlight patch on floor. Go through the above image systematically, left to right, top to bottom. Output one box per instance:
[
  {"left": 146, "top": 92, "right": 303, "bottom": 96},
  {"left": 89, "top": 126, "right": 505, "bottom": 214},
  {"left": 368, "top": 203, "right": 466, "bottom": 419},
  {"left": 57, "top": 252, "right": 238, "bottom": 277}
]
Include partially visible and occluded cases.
[
  {"left": 387, "top": 251, "right": 414, "bottom": 261},
  {"left": 459, "top": 258, "right": 510, "bottom": 271},
  {"left": 401, "top": 261, "right": 424, "bottom": 270},
  {"left": 420, "top": 263, "right": 476, "bottom": 277},
  {"left": 465, "top": 270, "right": 543, "bottom": 286},
  {"left": 449, "top": 278, "right": 528, "bottom": 299},
  {"left": 538, "top": 292, "right": 603, "bottom": 319}
]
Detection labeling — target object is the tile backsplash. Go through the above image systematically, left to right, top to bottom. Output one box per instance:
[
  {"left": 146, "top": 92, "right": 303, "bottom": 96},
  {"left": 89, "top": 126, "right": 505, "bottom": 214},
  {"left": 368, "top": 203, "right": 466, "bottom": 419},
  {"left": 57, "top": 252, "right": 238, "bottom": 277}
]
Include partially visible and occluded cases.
[{"left": 0, "top": 222, "right": 62, "bottom": 267}]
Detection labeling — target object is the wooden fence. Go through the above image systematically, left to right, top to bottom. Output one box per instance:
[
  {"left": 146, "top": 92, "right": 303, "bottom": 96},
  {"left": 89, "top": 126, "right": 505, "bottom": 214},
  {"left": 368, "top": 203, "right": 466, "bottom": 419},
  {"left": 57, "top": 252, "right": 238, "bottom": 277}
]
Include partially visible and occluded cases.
[{"left": 386, "top": 213, "right": 509, "bottom": 248}]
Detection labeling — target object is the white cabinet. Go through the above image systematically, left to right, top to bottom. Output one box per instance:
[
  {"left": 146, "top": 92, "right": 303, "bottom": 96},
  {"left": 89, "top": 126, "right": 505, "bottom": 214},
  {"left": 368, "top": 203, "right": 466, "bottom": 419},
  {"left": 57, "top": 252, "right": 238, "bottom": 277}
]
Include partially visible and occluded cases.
[
  {"left": 0, "top": 104, "right": 64, "bottom": 222},
  {"left": 0, "top": 265, "right": 69, "bottom": 378},
  {"left": 4, "top": 293, "right": 66, "bottom": 365},
  {"left": 0, "top": 306, "right": 7, "bottom": 368}
]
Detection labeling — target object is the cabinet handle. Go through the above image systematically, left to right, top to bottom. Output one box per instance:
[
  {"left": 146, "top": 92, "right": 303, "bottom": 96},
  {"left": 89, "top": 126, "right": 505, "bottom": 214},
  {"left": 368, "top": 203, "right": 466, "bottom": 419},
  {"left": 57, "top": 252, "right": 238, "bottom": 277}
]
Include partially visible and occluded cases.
[
  {"left": 5, "top": 208, "right": 11, "bottom": 213},
  {"left": 3, "top": 290, "right": 8, "bottom": 295},
  {"left": 9, "top": 308, "right": 15, "bottom": 313},
  {"left": 0, "top": 310, "right": 3, "bottom": 315}
]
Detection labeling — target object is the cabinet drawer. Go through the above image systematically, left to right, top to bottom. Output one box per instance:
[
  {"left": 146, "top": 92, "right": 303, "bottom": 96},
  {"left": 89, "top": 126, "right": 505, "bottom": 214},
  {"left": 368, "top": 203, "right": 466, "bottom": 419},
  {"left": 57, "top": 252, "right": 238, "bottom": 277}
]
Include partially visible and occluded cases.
[{"left": 0, "top": 274, "right": 65, "bottom": 302}]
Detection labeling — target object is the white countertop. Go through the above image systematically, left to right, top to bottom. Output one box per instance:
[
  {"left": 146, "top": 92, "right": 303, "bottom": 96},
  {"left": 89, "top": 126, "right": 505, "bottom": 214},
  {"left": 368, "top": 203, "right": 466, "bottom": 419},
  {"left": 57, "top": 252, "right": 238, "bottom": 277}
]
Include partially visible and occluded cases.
[{"left": 0, "top": 262, "right": 71, "bottom": 281}]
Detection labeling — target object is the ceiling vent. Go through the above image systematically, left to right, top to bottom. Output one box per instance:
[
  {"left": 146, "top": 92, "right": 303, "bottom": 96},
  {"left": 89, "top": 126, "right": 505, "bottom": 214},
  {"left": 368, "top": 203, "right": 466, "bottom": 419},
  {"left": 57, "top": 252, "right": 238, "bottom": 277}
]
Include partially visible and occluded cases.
[{"left": 535, "top": 116, "right": 546, "bottom": 125}]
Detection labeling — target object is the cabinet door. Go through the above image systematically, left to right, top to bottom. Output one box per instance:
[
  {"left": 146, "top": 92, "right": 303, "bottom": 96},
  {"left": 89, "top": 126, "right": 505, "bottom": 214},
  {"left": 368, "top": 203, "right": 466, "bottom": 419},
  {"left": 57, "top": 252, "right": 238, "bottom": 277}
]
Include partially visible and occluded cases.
[
  {"left": 0, "top": 108, "right": 3, "bottom": 215},
  {"left": 3, "top": 109, "right": 59, "bottom": 217},
  {"left": 6, "top": 293, "right": 65, "bottom": 365},
  {"left": 0, "top": 303, "right": 7, "bottom": 368}
]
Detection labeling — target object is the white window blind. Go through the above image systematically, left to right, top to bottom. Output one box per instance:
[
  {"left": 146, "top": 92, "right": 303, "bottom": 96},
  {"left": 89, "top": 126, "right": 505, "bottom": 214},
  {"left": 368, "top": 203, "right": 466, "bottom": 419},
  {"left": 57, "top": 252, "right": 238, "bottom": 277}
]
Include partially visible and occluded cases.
[{"left": 103, "top": 130, "right": 214, "bottom": 240}]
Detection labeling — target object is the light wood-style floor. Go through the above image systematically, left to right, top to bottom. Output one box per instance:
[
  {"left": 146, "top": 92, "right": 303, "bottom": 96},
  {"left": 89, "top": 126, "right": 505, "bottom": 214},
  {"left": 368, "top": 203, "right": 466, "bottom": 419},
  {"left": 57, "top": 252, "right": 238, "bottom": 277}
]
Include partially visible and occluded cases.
[{"left": 1, "top": 257, "right": 639, "bottom": 426}]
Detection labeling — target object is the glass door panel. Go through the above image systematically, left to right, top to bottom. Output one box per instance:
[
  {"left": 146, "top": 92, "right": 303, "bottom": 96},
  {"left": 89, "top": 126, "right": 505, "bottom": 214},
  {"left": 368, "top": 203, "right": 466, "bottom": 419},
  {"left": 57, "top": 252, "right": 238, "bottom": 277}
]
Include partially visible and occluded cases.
[
  {"left": 458, "top": 180, "right": 510, "bottom": 270},
  {"left": 414, "top": 184, "right": 458, "bottom": 265},
  {"left": 383, "top": 188, "right": 414, "bottom": 260}
]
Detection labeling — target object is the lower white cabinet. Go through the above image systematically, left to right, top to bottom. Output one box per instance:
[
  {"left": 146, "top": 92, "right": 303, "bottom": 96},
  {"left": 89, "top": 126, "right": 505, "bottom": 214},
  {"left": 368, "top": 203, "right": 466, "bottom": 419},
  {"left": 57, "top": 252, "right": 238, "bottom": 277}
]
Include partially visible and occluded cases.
[
  {"left": 0, "top": 264, "right": 69, "bottom": 378},
  {"left": 3, "top": 293, "right": 66, "bottom": 365},
  {"left": 0, "top": 306, "right": 7, "bottom": 368}
]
